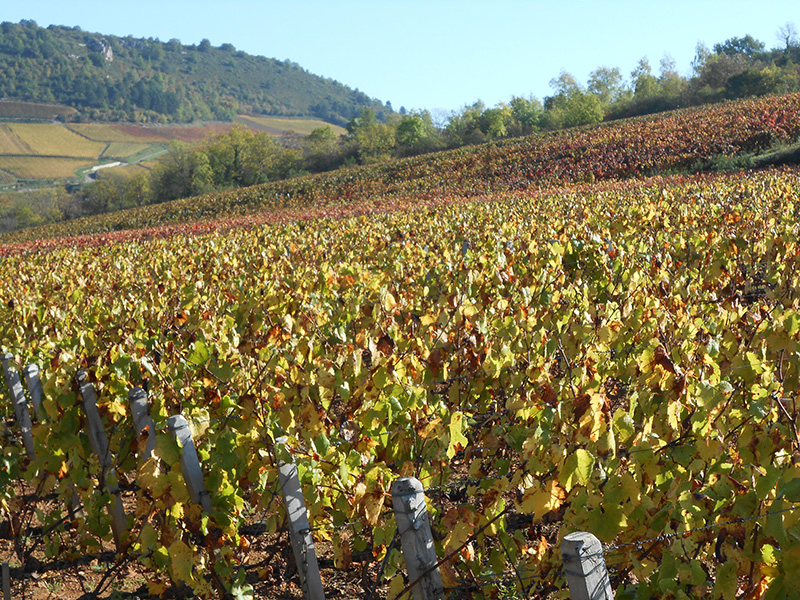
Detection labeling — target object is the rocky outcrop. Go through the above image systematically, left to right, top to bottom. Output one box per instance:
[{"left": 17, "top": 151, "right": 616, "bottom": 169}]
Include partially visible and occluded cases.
[{"left": 84, "top": 36, "right": 113, "bottom": 62}]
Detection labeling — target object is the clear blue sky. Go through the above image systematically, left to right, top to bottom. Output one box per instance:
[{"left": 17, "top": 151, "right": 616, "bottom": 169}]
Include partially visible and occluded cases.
[{"left": 3, "top": 1, "right": 799, "bottom": 115}]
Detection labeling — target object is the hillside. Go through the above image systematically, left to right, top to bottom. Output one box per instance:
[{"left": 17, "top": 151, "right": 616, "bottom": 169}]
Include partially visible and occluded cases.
[
  {"left": 0, "top": 19, "right": 392, "bottom": 125},
  {"left": 2, "top": 91, "right": 800, "bottom": 599},
  {"left": 3, "top": 91, "right": 800, "bottom": 249},
  {"left": 0, "top": 117, "right": 346, "bottom": 190}
]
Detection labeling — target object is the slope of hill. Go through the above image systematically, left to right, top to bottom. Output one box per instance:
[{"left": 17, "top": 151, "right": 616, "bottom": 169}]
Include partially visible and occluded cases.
[
  {"left": 0, "top": 19, "right": 391, "bottom": 125},
  {"left": 3, "top": 91, "right": 800, "bottom": 249},
  {"left": 2, "top": 98, "right": 800, "bottom": 599},
  {"left": 0, "top": 117, "right": 347, "bottom": 190}
]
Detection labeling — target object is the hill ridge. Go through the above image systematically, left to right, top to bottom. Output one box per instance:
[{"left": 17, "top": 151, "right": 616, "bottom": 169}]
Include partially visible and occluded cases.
[{"left": 0, "top": 19, "right": 392, "bottom": 126}]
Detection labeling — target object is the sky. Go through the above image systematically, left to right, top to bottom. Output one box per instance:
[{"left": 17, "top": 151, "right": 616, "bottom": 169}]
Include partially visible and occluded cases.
[{"left": 3, "top": 1, "right": 799, "bottom": 116}]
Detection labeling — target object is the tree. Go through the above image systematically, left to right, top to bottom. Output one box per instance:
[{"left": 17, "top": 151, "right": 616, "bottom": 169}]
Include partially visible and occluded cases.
[
  {"left": 777, "top": 22, "right": 799, "bottom": 51},
  {"left": 713, "top": 35, "right": 765, "bottom": 57},
  {"left": 692, "top": 42, "right": 713, "bottom": 77},
  {"left": 693, "top": 53, "right": 752, "bottom": 92},
  {"left": 659, "top": 54, "right": 687, "bottom": 99},
  {"left": 631, "top": 57, "right": 660, "bottom": 99},
  {"left": 725, "top": 64, "right": 794, "bottom": 98},
  {"left": 587, "top": 66, "right": 630, "bottom": 105},
  {"left": 548, "top": 70, "right": 581, "bottom": 99},
  {"left": 543, "top": 71, "right": 604, "bottom": 129},
  {"left": 509, "top": 95, "right": 543, "bottom": 135},
  {"left": 445, "top": 101, "right": 487, "bottom": 147},
  {"left": 478, "top": 104, "right": 513, "bottom": 139},
  {"left": 347, "top": 108, "right": 395, "bottom": 164},
  {"left": 395, "top": 111, "right": 440, "bottom": 155},
  {"left": 303, "top": 126, "right": 340, "bottom": 170},
  {"left": 122, "top": 171, "right": 151, "bottom": 208}
]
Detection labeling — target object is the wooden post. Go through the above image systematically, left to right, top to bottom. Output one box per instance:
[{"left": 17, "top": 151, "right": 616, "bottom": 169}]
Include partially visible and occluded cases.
[
  {"left": 0, "top": 353, "right": 13, "bottom": 388},
  {"left": 0, "top": 353, "right": 15, "bottom": 436},
  {"left": 22, "top": 364, "right": 44, "bottom": 421},
  {"left": 6, "top": 368, "right": 35, "bottom": 458},
  {"left": 77, "top": 370, "right": 127, "bottom": 549},
  {"left": 128, "top": 388, "right": 156, "bottom": 461},
  {"left": 167, "top": 415, "right": 212, "bottom": 512},
  {"left": 276, "top": 437, "right": 325, "bottom": 600},
  {"left": 391, "top": 477, "right": 444, "bottom": 600},
  {"left": 561, "top": 532, "right": 614, "bottom": 600},
  {"left": 2, "top": 561, "right": 9, "bottom": 600}
]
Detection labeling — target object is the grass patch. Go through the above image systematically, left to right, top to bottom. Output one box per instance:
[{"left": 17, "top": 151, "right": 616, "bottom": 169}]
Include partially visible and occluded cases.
[
  {"left": 7, "top": 123, "right": 105, "bottom": 158},
  {"left": 688, "top": 138, "right": 800, "bottom": 174},
  {"left": 752, "top": 140, "right": 800, "bottom": 167},
  {"left": 101, "top": 142, "right": 157, "bottom": 160},
  {"left": 0, "top": 168, "right": 17, "bottom": 185}
]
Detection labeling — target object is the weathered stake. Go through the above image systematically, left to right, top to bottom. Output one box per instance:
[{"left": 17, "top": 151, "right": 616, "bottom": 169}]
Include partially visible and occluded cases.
[
  {"left": 0, "top": 353, "right": 13, "bottom": 388},
  {"left": 0, "top": 354, "right": 15, "bottom": 436},
  {"left": 22, "top": 364, "right": 44, "bottom": 421},
  {"left": 6, "top": 368, "right": 35, "bottom": 458},
  {"left": 77, "top": 370, "right": 127, "bottom": 549},
  {"left": 128, "top": 388, "right": 156, "bottom": 461},
  {"left": 167, "top": 415, "right": 212, "bottom": 512},
  {"left": 276, "top": 438, "right": 325, "bottom": 600},
  {"left": 391, "top": 477, "right": 445, "bottom": 600},
  {"left": 561, "top": 532, "right": 614, "bottom": 600}
]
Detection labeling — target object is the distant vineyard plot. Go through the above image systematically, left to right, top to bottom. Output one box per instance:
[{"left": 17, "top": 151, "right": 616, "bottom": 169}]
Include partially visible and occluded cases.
[
  {"left": 0, "top": 100, "right": 77, "bottom": 120},
  {"left": 235, "top": 114, "right": 347, "bottom": 136},
  {"left": 7, "top": 123, "right": 105, "bottom": 158},
  {"left": 65, "top": 123, "right": 159, "bottom": 143},
  {"left": 0, "top": 156, "right": 96, "bottom": 179}
]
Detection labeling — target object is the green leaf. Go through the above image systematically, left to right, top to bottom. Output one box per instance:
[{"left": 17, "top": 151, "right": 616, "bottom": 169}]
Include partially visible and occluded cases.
[
  {"left": 188, "top": 340, "right": 210, "bottom": 365},
  {"left": 314, "top": 433, "right": 330, "bottom": 456},
  {"left": 780, "top": 478, "right": 800, "bottom": 502},
  {"left": 585, "top": 504, "right": 627, "bottom": 542},
  {"left": 712, "top": 561, "right": 737, "bottom": 600}
]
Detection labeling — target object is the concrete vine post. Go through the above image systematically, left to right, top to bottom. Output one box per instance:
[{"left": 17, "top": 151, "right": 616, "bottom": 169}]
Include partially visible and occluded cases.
[
  {"left": 0, "top": 353, "right": 16, "bottom": 436},
  {"left": 22, "top": 364, "right": 44, "bottom": 422},
  {"left": 6, "top": 368, "right": 35, "bottom": 459},
  {"left": 77, "top": 370, "right": 127, "bottom": 549},
  {"left": 128, "top": 387, "right": 156, "bottom": 462},
  {"left": 167, "top": 415, "right": 212, "bottom": 512},
  {"left": 275, "top": 437, "right": 325, "bottom": 600},
  {"left": 391, "top": 477, "right": 445, "bottom": 600},
  {"left": 561, "top": 532, "right": 614, "bottom": 600}
]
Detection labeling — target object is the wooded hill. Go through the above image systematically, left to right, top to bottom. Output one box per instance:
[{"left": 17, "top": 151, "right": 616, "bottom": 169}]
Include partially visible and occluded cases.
[{"left": 0, "top": 20, "right": 392, "bottom": 126}]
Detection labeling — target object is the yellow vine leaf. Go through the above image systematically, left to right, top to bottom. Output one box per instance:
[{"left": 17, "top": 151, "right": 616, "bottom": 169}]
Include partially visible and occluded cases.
[
  {"left": 447, "top": 411, "right": 468, "bottom": 459},
  {"left": 520, "top": 480, "right": 566, "bottom": 516},
  {"left": 168, "top": 539, "right": 195, "bottom": 584}
]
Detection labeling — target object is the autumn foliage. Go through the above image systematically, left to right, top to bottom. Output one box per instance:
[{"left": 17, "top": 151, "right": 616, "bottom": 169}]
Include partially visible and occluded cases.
[{"left": 2, "top": 94, "right": 800, "bottom": 599}]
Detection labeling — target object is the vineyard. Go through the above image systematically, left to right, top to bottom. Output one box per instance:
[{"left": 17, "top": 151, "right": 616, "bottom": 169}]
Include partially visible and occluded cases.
[{"left": 1, "top": 94, "right": 800, "bottom": 600}]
